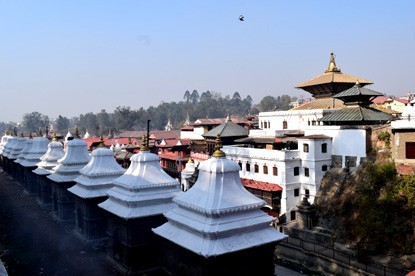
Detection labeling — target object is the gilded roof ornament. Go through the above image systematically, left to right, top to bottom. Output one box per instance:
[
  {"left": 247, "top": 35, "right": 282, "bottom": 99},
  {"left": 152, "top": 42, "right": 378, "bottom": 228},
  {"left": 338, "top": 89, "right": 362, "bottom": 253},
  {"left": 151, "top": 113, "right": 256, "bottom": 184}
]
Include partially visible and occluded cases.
[
  {"left": 325, "top": 52, "right": 341, "bottom": 73},
  {"left": 52, "top": 133, "right": 57, "bottom": 141},
  {"left": 140, "top": 134, "right": 148, "bottom": 151},
  {"left": 212, "top": 134, "right": 226, "bottom": 158},
  {"left": 97, "top": 136, "right": 105, "bottom": 148}
]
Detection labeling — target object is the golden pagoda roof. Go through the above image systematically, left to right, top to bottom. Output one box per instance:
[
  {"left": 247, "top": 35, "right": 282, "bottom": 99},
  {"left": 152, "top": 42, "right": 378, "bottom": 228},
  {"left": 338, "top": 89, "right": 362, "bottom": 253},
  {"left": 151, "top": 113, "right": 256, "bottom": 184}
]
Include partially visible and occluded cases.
[
  {"left": 295, "top": 53, "right": 373, "bottom": 97},
  {"left": 291, "top": 97, "right": 398, "bottom": 115},
  {"left": 291, "top": 98, "right": 346, "bottom": 110}
]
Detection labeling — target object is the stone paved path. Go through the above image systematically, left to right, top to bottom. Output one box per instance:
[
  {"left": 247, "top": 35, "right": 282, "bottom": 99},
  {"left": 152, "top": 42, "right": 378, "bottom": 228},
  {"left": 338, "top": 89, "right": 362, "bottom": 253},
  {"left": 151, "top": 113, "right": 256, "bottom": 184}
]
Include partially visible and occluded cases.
[{"left": 0, "top": 170, "right": 117, "bottom": 275}]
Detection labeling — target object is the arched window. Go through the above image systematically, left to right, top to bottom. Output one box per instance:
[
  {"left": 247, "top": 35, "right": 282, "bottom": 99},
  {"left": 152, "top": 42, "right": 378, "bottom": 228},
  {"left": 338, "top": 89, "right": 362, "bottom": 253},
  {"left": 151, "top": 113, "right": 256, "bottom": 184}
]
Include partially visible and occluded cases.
[
  {"left": 282, "top": 120, "right": 288, "bottom": 129},
  {"left": 246, "top": 162, "right": 250, "bottom": 172},
  {"left": 254, "top": 164, "right": 259, "bottom": 173},
  {"left": 263, "top": 165, "right": 268, "bottom": 174},
  {"left": 273, "top": 166, "right": 278, "bottom": 176}
]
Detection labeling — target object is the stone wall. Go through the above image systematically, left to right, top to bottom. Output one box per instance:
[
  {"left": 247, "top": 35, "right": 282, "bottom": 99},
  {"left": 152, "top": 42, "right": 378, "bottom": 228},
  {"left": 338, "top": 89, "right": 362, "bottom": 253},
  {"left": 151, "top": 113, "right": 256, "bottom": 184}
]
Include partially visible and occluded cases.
[{"left": 275, "top": 225, "right": 410, "bottom": 276}]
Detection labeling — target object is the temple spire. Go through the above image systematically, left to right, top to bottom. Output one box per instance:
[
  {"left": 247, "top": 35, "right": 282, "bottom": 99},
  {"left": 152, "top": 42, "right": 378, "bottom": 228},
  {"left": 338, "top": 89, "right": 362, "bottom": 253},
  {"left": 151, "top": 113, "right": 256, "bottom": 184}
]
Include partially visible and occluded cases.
[
  {"left": 325, "top": 52, "right": 341, "bottom": 73},
  {"left": 140, "top": 134, "right": 148, "bottom": 151},
  {"left": 212, "top": 134, "right": 225, "bottom": 158},
  {"left": 98, "top": 135, "right": 105, "bottom": 148}
]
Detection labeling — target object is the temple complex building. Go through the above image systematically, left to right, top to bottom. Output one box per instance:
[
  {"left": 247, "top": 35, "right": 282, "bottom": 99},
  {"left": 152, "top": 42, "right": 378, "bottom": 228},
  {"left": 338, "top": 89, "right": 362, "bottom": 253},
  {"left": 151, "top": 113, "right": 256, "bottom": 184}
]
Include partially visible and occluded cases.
[{"left": 221, "top": 53, "right": 393, "bottom": 222}]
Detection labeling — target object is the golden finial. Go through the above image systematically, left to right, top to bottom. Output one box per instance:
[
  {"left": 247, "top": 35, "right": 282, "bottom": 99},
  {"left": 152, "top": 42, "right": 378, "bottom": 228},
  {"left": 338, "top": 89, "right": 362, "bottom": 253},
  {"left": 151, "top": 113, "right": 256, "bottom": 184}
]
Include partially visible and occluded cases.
[
  {"left": 325, "top": 52, "right": 341, "bottom": 73},
  {"left": 355, "top": 79, "right": 361, "bottom": 86},
  {"left": 52, "top": 133, "right": 57, "bottom": 141},
  {"left": 140, "top": 134, "right": 148, "bottom": 151},
  {"left": 212, "top": 134, "right": 226, "bottom": 158},
  {"left": 97, "top": 135, "right": 105, "bottom": 148},
  {"left": 188, "top": 158, "right": 193, "bottom": 163}
]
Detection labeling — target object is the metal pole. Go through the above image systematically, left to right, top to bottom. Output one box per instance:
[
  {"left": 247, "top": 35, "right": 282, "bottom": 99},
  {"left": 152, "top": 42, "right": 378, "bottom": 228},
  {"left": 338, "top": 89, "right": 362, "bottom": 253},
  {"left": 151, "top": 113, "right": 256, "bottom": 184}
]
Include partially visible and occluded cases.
[{"left": 147, "top": 120, "right": 150, "bottom": 148}]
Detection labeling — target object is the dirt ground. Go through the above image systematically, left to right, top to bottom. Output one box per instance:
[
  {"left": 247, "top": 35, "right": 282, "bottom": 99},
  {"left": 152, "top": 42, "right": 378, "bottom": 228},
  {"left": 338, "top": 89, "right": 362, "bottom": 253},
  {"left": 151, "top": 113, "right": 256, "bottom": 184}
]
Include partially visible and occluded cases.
[{"left": 0, "top": 169, "right": 118, "bottom": 275}]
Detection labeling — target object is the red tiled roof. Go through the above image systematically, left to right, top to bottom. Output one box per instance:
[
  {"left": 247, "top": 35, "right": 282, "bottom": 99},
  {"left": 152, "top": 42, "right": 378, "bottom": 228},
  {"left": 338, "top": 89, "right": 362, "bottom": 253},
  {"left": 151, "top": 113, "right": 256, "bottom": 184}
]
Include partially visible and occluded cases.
[
  {"left": 372, "top": 96, "right": 392, "bottom": 104},
  {"left": 394, "top": 98, "right": 409, "bottom": 104},
  {"left": 181, "top": 125, "right": 194, "bottom": 131},
  {"left": 118, "top": 130, "right": 180, "bottom": 140},
  {"left": 83, "top": 137, "right": 141, "bottom": 149},
  {"left": 157, "top": 139, "right": 191, "bottom": 148},
  {"left": 158, "top": 152, "right": 188, "bottom": 162},
  {"left": 190, "top": 152, "right": 209, "bottom": 161},
  {"left": 240, "top": 178, "right": 283, "bottom": 192}
]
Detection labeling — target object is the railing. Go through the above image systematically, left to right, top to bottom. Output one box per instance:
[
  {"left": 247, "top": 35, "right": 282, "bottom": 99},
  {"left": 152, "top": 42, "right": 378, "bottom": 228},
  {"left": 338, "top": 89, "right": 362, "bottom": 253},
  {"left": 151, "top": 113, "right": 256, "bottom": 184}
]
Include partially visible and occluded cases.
[{"left": 279, "top": 236, "right": 407, "bottom": 276}]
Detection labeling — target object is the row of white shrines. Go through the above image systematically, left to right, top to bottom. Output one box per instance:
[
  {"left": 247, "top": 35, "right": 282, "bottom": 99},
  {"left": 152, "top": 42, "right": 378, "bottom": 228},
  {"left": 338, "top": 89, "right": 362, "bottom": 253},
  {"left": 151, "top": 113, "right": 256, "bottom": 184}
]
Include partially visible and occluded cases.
[{"left": 0, "top": 132, "right": 287, "bottom": 275}]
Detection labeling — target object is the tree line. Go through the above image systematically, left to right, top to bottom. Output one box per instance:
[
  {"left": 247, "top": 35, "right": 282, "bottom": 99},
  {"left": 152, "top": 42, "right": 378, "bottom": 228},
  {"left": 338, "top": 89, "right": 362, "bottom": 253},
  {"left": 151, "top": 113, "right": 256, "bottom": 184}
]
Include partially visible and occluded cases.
[{"left": 0, "top": 91, "right": 298, "bottom": 137}]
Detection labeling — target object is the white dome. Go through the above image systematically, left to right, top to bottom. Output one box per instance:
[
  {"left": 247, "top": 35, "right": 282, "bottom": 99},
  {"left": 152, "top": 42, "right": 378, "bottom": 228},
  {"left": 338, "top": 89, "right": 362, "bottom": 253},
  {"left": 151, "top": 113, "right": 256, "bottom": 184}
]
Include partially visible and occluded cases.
[
  {"left": 21, "top": 137, "right": 49, "bottom": 167},
  {"left": 47, "top": 137, "right": 91, "bottom": 183},
  {"left": 33, "top": 139, "right": 65, "bottom": 175},
  {"left": 69, "top": 146, "right": 125, "bottom": 199},
  {"left": 99, "top": 150, "right": 182, "bottom": 219}
]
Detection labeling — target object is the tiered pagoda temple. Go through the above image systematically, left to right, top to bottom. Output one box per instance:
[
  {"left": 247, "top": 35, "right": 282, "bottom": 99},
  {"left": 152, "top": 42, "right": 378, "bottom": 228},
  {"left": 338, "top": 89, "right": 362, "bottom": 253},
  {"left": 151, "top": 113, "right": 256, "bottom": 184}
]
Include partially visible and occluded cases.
[
  {"left": 295, "top": 52, "right": 373, "bottom": 98},
  {"left": 320, "top": 81, "right": 393, "bottom": 125},
  {"left": 202, "top": 116, "right": 249, "bottom": 154}
]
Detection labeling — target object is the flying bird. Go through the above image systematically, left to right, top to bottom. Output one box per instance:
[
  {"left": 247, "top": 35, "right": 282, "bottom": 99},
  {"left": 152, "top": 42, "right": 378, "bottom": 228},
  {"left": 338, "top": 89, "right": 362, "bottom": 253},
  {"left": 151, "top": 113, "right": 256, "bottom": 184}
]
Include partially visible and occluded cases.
[{"left": 239, "top": 15, "right": 244, "bottom": 21}]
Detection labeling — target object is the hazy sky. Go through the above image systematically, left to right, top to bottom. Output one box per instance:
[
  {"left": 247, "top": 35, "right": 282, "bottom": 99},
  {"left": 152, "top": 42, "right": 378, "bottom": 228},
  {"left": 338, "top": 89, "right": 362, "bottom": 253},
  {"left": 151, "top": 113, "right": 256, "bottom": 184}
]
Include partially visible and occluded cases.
[{"left": 1, "top": 1, "right": 414, "bottom": 122}]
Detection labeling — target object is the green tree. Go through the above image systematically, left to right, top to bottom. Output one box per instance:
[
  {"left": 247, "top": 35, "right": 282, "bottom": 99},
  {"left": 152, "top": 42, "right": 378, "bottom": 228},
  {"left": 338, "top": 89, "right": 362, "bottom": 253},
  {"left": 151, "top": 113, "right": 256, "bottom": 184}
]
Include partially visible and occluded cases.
[
  {"left": 183, "top": 90, "right": 191, "bottom": 103},
  {"left": 190, "top": 90, "right": 200, "bottom": 104},
  {"left": 257, "top": 96, "right": 277, "bottom": 112},
  {"left": 114, "top": 106, "right": 135, "bottom": 132},
  {"left": 96, "top": 109, "right": 111, "bottom": 135},
  {"left": 22, "top": 111, "right": 50, "bottom": 134},
  {"left": 78, "top": 112, "right": 98, "bottom": 135},
  {"left": 54, "top": 115, "right": 69, "bottom": 133}
]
